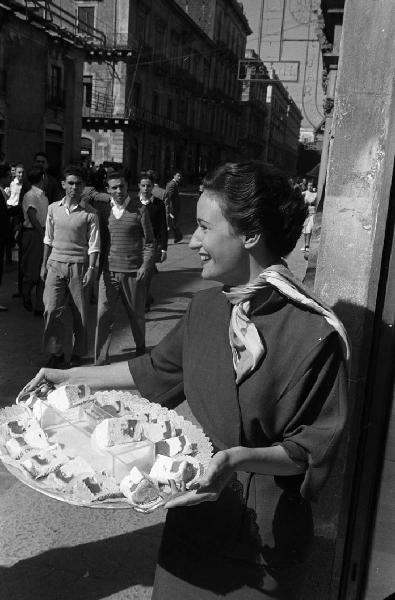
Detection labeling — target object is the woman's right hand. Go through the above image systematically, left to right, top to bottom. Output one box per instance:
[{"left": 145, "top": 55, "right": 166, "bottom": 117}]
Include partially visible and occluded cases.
[{"left": 22, "top": 368, "right": 71, "bottom": 394}]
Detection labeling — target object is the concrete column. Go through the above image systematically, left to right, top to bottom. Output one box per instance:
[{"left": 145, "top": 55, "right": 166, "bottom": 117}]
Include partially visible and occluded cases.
[{"left": 306, "top": 1, "right": 395, "bottom": 598}]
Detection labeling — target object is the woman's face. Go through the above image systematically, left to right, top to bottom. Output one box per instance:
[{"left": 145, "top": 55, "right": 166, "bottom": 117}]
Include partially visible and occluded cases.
[{"left": 189, "top": 191, "right": 250, "bottom": 286}]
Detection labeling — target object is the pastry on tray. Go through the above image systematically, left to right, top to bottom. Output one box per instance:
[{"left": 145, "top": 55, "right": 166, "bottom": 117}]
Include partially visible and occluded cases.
[
  {"left": 46, "top": 385, "right": 90, "bottom": 411},
  {"left": 0, "top": 416, "right": 41, "bottom": 444},
  {"left": 93, "top": 416, "right": 144, "bottom": 448},
  {"left": 142, "top": 419, "right": 175, "bottom": 443},
  {"left": 5, "top": 428, "right": 51, "bottom": 459},
  {"left": 155, "top": 434, "right": 196, "bottom": 457},
  {"left": 21, "top": 447, "right": 69, "bottom": 479},
  {"left": 149, "top": 454, "right": 202, "bottom": 485},
  {"left": 46, "top": 457, "right": 95, "bottom": 491},
  {"left": 120, "top": 466, "right": 164, "bottom": 510},
  {"left": 71, "top": 472, "right": 122, "bottom": 503}
]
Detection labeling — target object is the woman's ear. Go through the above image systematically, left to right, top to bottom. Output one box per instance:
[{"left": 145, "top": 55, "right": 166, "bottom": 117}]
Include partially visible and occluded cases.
[{"left": 242, "top": 233, "right": 261, "bottom": 249}]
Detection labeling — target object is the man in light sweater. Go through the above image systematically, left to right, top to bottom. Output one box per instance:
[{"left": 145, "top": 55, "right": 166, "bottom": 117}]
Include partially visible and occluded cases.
[
  {"left": 41, "top": 165, "right": 100, "bottom": 368},
  {"left": 94, "top": 170, "right": 155, "bottom": 365}
]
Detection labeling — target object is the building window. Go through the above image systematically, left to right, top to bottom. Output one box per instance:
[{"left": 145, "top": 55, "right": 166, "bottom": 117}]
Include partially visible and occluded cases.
[
  {"left": 77, "top": 6, "right": 95, "bottom": 35},
  {"left": 49, "top": 65, "right": 62, "bottom": 104},
  {"left": 83, "top": 75, "right": 92, "bottom": 108}
]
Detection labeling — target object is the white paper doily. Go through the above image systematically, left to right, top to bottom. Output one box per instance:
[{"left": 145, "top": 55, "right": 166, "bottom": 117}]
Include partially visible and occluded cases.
[{"left": 0, "top": 389, "right": 213, "bottom": 510}]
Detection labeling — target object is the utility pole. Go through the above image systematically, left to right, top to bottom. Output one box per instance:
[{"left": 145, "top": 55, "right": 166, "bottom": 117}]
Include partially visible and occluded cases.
[{"left": 258, "top": 0, "right": 264, "bottom": 57}]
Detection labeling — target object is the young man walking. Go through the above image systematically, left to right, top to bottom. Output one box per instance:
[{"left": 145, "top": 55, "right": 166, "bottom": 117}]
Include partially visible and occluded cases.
[
  {"left": 41, "top": 165, "right": 100, "bottom": 368},
  {"left": 21, "top": 167, "right": 48, "bottom": 314},
  {"left": 94, "top": 170, "right": 155, "bottom": 365},
  {"left": 138, "top": 171, "right": 168, "bottom": 311},
  {"left": 164, "top": 171, "right": 183, "bottom": 243}
]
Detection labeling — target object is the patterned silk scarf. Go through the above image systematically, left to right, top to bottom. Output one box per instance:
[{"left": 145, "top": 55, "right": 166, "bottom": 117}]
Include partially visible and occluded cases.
[{"left": 223, "top": 264, "right": 350, "bottom": 384}]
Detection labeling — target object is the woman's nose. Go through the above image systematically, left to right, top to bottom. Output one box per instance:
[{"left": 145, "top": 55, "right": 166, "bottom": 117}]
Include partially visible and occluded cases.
[{"left": 189, "top": 228, "right": 201, "bottom": 249}]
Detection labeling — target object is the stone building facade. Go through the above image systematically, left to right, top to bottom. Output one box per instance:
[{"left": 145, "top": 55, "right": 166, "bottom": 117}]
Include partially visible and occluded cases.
[
  {"left": 78, "top": 0, "right": 251, "bottom": 183},
  {"left": 0, "top": 1, "right": 87, "bottom": 176},
  {"left": 238, "top": 49, "right": 268, "bottom": 160},
  {"left": 263, "top": 67, "right": 302, "bottom": 174}
]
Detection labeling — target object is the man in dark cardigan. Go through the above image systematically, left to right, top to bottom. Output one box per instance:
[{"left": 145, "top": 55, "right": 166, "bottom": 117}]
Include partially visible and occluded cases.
[
  {"left": 94, "top": 170, "right": 155, "bottom": 364},
  {"left": 139, "top": 171, "right": 168, "bottom": 310}
]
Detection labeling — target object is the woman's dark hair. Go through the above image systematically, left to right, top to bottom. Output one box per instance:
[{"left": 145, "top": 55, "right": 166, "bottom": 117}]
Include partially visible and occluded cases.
[
  {"left": 202, "top": 161, "right": 308, "bottom": 257},
  {"left": 27, "top": 166, "right": 44, "bottom": 185}
]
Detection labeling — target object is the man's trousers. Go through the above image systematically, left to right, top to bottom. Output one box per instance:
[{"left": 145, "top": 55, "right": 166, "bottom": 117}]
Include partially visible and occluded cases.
[
  {"left": 43, "top": 260, "right": 88, "bottom": 356},
  {"left": 94, "top": 270, "right": 146, "bottom": 365}
]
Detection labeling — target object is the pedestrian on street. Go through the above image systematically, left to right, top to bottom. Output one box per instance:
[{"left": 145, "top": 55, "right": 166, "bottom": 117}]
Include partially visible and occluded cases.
[
  {"left": 33, "top": 152, "right": 62, "bottom": 205},
  {"left": 26, "top": 161, "right": 348, "bottom": 600},
  {"left": 5, "top": 163, "right": 24, "bottom": 261},
  {"left": 0, "top": 164, "right": 11, "bottom": 311},
  {"left": 41, "top": 165, "right": 100, "bottom": 369},
  {"left": 20, "top": 166, "right": 48, "bottom": 315},
  {"left": 94, "top": 169, "right": 155, "bottom": 365},
  {"left": 146, "top": 169, "right": 166, "bottom": 202},
  {"left": 139, "top": 171, "right": 168, "bottom": 311},
  {"left": 164, "top": 171, "right": 183, "bottom": 243},
  {"left": 301, "top": 181, "right": 317, "bottom": 252}
]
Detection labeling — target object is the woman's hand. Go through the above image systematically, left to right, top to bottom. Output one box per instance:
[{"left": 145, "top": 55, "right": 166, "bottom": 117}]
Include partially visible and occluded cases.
[
  {"left": 22, "top": 368, "right": 72, "bottom": 394},
  {"left": 163, "top": 449, "right": 237, "bottom": 509}
]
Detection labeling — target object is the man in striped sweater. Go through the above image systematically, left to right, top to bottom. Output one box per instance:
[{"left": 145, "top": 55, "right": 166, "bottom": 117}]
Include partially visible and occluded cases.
[{"left": 94, "top": 170, "right": 155, "bottom": 365}]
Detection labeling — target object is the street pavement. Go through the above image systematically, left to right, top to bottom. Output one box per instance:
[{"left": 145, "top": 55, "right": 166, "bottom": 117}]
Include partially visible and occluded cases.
[{"left": 0, "top": 191, "right": 307, "bottom": 600}]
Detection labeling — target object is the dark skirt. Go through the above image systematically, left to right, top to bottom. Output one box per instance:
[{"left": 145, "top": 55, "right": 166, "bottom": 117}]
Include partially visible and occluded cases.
[{"left": 151, "top": 472, "right": 314, "bottom": 599}]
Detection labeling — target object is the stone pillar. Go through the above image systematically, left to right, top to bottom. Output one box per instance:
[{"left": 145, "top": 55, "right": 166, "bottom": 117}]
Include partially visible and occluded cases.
[{"left": 305, "top": 1, "right": 395, "bottom": 598}]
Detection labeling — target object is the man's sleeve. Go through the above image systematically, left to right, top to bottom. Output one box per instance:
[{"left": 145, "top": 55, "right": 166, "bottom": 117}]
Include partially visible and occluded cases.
[
  {"left": 158, "top": 201, "right": 168, "bottom": 251},
  {"left": 43, "top": 204, "right": 54, "bottom": 246},
  {"left": 140, "top": 205, "right": 155, "bottom": 268},
  {"left": 87, "top": 210, "right": 100, "bottom": 255}
]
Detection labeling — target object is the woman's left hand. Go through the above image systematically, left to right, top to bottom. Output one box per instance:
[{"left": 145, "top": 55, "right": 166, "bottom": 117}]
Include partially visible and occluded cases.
[{"left": 163, "top": 449, "right": 236, "bottom": 509}]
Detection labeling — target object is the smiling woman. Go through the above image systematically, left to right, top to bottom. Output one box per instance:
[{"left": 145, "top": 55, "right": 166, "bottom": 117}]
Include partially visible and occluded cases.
[{"left": 24, "top": 161, "right": 349, "bottom": 600}]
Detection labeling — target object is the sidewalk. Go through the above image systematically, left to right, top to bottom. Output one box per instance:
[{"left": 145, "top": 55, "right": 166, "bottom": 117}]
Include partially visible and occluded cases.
[{"left": 0, "top": 191, "right": 307, "bottom": 600}]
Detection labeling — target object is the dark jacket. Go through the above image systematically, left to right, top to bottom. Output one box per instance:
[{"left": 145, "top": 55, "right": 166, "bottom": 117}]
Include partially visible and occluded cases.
[
  {"left": 164, "top": 179, "right": 180, "bottom": 218},
  {"left": 144, "top": 196, "right": 168, "bottom": 253},
  {"left": 129, "top": 286, "right": 348, "bottom": 596}
]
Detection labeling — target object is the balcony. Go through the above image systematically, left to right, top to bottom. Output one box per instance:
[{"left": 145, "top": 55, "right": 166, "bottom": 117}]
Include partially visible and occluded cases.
[
  {"left": 4, "top": 0, "right": 106, "bottom": 47},
  {"left": 82, "top": 98, "right": 181, "bottom": 133}
]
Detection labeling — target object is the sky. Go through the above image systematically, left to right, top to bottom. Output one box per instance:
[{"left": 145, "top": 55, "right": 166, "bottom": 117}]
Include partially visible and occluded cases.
[{"left": 240, "top": 0, "right": 261, "bottom": 52}]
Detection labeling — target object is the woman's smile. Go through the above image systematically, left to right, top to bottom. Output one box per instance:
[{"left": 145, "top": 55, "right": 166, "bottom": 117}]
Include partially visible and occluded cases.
[{"left": 189, "top": 191, "right": 249, "bottom": 285}]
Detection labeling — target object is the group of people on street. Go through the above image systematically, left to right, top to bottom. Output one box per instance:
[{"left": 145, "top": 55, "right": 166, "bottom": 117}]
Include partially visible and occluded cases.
[
  {"left": 0, "top": 155, "right": 184, "bottom": 368},
  {"left": 25, "top": 160, "right": 348, "bottom": 600}
]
